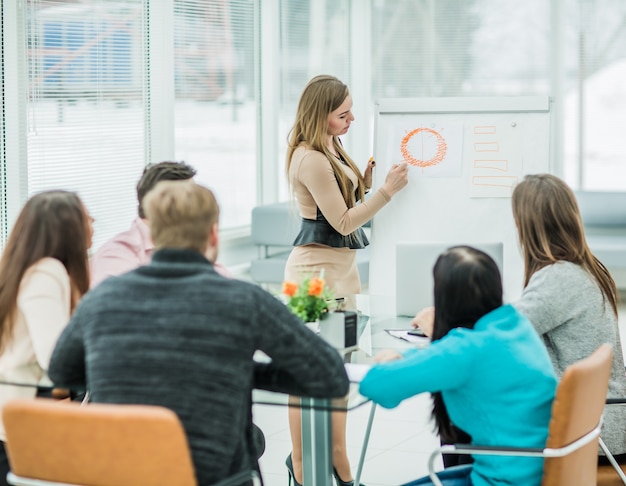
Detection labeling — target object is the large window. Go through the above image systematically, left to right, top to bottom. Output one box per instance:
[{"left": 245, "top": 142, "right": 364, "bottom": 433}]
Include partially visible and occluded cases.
[
  {"left": 2, "top": 0, "right": 626, "bottom": 253},
  {"left": 24, "top": 0, "right": 148, "bottom": 250},
  {"left": 173, "top": 0, "right": 256, "bottom": 229},
  {"left": 277, "top": 0, "right": 351, "bottom": 200},
  {"left": 370, "top": 0, "right": 626, "bottom": 191},
  {"left": 562, "top": 0, "right": 626, "bottom": 190},
  {"left": 371, "top": 1, "right": 550, "bottom": 97},
  {"left": 374, "top": 1, "right": 473, "bottom": 98}
]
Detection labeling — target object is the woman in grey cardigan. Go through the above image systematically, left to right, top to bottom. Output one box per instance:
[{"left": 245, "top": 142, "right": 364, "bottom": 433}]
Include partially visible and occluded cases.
[{"left": 512, "top": 173, "right": 626, "bottom": 461}]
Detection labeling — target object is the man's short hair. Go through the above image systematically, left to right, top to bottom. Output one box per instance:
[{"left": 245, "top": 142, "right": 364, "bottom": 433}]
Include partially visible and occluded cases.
[
  {"left": 136, "top": 161, "right": 196, "bottom": 218},
  {"left": 143, "top": 180, "right": 219, "bottom": 252}
]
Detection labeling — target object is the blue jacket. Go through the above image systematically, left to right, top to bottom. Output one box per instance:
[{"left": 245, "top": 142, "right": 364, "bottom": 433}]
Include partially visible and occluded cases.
[{"left": 360, "top": 305, "right": 557, "bottom": 486}]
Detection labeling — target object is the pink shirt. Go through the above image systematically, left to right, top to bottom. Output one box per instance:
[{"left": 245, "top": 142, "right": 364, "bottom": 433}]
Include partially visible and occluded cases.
[
  {"left": 90, "top": 217, "right": 231, "bottom": 288},
  {"left": 90, "top": 218, "right": 153, "bottom": 288}
]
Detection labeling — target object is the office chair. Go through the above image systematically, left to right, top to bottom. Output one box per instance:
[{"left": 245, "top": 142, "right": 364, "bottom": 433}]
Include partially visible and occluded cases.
[
  {"left": 426, "top": 343, "right": 613, "bottom": 486},
  {"left": 596, "top": 397, "right": 626, "bottom": 485},
  {"left": 2, "top": 398, "right": 259, "bottom": 486}
]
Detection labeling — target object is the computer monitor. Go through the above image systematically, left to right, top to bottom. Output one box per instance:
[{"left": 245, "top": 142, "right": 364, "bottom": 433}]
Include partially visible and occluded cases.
[{"left": 395, "top": 241, "right": 504, "bottom": 317}]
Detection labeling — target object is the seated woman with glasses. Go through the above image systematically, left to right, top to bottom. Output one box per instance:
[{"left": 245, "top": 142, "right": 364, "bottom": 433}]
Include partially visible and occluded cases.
[{"left": 359, "top": 246, "right": 557, "bottom": 486}]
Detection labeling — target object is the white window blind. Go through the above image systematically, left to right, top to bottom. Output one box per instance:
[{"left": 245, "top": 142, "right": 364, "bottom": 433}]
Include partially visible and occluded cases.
[
  {"left": 24, "top": 0, "right": 148, "bottom": 250},
  {"left": 173, "top": 0, "right": 257, "bottom": 229}
]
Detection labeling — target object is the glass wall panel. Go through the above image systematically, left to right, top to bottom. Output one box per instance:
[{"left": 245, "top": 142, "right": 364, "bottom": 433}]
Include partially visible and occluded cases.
[
  {"left": 173, "top": 0, "right": 256, "bottom": 228},
  {"left": 277, "top": 0, "right": 351, "bottom": 200},
  {"left": 371, "top": 0, "right": 550, "bottom": 98},
  {"left": 562, "top": 0, "right": 626, "bottom": 190}
]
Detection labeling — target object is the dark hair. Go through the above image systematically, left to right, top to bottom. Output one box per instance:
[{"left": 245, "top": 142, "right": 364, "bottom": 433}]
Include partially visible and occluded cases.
[
  {"left": 136, "top": 161, "right": 196, "bottom": 218},
  {"left": 512, "top": 173, "right": 618, "bottom": 315},
  {"left": 0, "top": 191, "right": 90, "bottom": 351},
  {"left": 430, "top": 246, "right": 503, "bottom": 440}
]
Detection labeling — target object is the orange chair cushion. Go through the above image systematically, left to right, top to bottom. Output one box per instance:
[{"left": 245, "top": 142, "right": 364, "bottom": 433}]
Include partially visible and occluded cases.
[{"left": 2, "top": 398, "right": 197, "bottom": 486}]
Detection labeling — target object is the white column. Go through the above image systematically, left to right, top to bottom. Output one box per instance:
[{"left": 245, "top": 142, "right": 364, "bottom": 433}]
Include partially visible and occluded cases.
[
  {"left": 2, "top": 0, "right": 29, "bottom": 238},
  {"left": 146, "top": 0, "right": 175, "bottom": 163},
  {"left": 256, "top": 0, "right": 280, "bottom": 204},
  {"left": 348, "top": 0, "right": 372, "bottom": 169},
  {"left": 549, "top": 0, "right": 565, "bottom": 179}
]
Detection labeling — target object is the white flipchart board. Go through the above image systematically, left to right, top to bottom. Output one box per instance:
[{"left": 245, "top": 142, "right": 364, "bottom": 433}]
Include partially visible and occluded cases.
[{"left": 369, "top": 97, "right": 552, "bottom": 303}]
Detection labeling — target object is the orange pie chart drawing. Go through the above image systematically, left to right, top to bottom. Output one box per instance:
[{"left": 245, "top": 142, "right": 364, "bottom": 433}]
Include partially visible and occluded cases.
[{"left": 400, "top": 127, "right": 447, "bottom": 168}]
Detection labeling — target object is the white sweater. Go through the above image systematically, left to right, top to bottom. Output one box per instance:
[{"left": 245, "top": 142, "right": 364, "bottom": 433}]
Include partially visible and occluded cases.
[{"left": 0, "top": 258, "right": 72, "bottom": 441}]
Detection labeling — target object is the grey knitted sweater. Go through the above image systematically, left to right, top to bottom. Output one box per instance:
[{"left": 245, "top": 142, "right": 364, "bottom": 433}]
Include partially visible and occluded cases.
[
  {"left": 49, "top": 248, "right": 349, "bottom": 485},
  {"left": 514, "top": 261, "right": 626, "bottom": 455}
]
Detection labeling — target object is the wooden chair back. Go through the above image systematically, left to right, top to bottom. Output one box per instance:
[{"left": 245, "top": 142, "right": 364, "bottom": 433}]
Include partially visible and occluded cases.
[
  {"left": 542, "top": 343, "right": 613, "bottom": 486},
  {"left": 2, "top": 398, "right": 197, "bottom": 486}
]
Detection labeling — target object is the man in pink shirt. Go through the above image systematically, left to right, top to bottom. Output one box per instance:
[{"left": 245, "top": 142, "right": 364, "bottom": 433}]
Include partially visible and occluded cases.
[{"left": 91, "top": 161, "right": 232, "bottom": 287}]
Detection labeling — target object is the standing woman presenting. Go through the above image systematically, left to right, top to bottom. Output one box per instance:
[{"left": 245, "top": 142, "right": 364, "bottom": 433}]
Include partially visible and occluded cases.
[
  {"left": 285, "top": 74, "right": 408, "bottom": 296},
  {"left": 284, "top": 75, "right": 408, "bottom": 485}
]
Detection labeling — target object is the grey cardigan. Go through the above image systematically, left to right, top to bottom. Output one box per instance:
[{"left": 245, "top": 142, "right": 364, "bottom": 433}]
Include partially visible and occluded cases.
[
  {"left": 49, "top": 248, "right": 349, "bottom": 485},
  {"left": 514, "top": 261, "right": 626, "bottom": 455}
]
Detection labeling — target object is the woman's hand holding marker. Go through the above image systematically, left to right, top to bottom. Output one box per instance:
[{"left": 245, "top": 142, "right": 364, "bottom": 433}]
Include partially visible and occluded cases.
[
  {"left": 363, "top": 156, "right": 376, "bottom": 189},
  {"left": 382, "top": 161, "right": 409, "bottom": 196}
]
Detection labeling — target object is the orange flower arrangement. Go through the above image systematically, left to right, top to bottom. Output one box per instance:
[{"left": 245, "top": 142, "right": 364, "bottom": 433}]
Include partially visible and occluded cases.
[
  {"left": 281, "top": 275, "right": 334, "bottom": 322},
  {"left": 307, "top": 277, "right": 325, "bottom": 296}
]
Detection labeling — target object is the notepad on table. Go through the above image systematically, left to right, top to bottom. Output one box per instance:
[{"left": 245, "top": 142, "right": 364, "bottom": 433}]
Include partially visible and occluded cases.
[{"left": 384, "top": 329, "right": 430, "bottom": 344}]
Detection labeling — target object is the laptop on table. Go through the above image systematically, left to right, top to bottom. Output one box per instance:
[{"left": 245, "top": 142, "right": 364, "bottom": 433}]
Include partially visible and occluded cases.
[{"left": 395, "top": 241, "right": 504, "bottom": 317}]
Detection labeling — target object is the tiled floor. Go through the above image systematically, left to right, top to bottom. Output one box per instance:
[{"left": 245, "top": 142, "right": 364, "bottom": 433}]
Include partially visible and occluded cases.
[
  {"left": 252, "top": 301, "right": 626, "bottom": 486},
  {"left": 254, "top": 390, "right": 440, "bottom": 486}
]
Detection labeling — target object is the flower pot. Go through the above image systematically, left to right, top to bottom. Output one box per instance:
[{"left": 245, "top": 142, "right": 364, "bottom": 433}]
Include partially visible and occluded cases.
[{"left": 305, "top": 321, "right": 320, "bottom": 333}]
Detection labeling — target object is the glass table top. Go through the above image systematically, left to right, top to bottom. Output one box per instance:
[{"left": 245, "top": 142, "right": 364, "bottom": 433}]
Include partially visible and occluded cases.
[{"left": 0, "top": 295, "right": 427, "bottom": 411}]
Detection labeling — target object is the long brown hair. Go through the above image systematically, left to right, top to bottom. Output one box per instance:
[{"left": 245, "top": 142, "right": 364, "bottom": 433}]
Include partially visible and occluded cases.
[
  {"left": 286, "top": 75, "right": 366, "bottom": 208},
  {"left": 512, "top": 173, "right": 618, "bottom": 315},
  {"left": 0, "top": 191, "right": 91, "bottom": 351}
]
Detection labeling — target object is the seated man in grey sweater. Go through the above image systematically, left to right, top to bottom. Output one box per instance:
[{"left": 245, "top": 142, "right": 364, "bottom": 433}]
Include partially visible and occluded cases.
[{"left": 49, "top": 180, "right": 350, "bottom": 486}]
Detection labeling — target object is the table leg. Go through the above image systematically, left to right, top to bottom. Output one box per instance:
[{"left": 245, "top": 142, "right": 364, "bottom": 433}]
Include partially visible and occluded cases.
[{"left": 301, "top": 397, "right": 333, "bottom": 486}]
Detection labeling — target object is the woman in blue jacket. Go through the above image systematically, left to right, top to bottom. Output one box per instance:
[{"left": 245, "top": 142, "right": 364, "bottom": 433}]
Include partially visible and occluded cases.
[{"left": 359, "top": 246, "right": 557, "bottom": 486}]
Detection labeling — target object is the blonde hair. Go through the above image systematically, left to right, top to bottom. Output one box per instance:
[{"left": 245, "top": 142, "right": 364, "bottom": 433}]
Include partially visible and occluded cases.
[
  {"left": 286, "top": 75, "right": 366, "bottom": 208},
  {"left": 512, "top": 173, "right": 618, "bottom": 315},
  {"left": 144, "top": 180, "right": 219, "bottom": 253}
]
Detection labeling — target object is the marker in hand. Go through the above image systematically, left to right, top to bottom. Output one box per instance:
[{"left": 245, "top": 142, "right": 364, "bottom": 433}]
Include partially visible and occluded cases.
[
  {"left": 364, "top": 157, "right": 376, "bottom": 191},
  {"left": 383, "top": 161, "right": 409, "bottom": 195}
]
